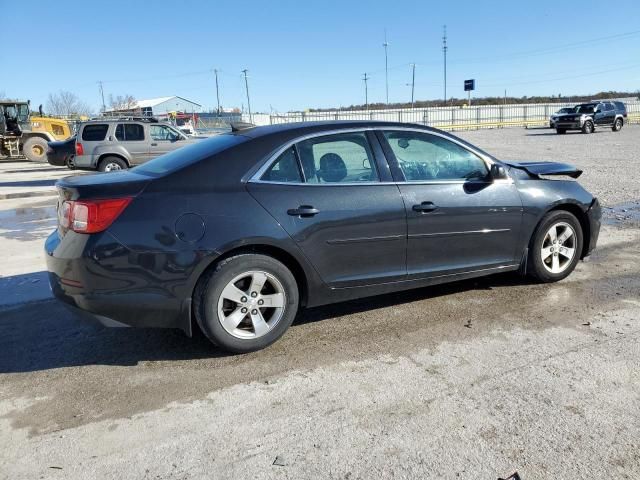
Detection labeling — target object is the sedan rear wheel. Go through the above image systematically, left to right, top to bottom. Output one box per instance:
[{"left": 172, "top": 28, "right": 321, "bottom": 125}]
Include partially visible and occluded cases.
[
  {"left": 528, "top": 210, "right": 583, "bottom": 282},
  {"left": 195, "top": 254, "right": 299, "bottom": 353}
]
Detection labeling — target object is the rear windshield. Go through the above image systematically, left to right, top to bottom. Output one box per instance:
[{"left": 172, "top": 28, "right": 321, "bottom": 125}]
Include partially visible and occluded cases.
[
  {"left": 81, "top": 124, "right": 109, "bottom": 141},
  {"left": 133, "top": 134, "right": 247, "bottom": 176}
]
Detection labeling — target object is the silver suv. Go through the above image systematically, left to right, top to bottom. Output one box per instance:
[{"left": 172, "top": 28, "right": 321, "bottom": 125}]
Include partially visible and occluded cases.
[{"left": 74, "top": 118, "right": 200, "bottom": 171}]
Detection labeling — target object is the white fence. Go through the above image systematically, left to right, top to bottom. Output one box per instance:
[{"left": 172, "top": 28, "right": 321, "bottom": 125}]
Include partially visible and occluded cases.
[{"left": 243, "top": 101, "right": 640, "bottom": 130}]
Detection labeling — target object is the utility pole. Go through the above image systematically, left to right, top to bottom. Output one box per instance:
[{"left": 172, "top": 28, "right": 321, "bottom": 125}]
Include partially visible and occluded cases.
[
  {"left": 442, "top": 25, "right": 448, "bottom": 106},
  {"left": 383, "top": 30, "right": 389, "bottom": 104},
  {"left": 410, "top": 63, "right": 416, "bottom": 108},
  {"left": 214, "top": 69, "right": 221, "bottom": 117},
  {"left": 242, "top": 69, "right": 252, "bottom": 123},
  {"left": 363, "top": 73, "right": 369, "bottom": 110},
  {"left": 98, "top": 81, "right": 106, "bottom": 113}
]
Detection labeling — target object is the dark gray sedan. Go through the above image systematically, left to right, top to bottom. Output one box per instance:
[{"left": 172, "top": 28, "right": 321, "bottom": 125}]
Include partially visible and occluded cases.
[{"left": 46, "top": 121, "right": 601, "bottom": 353}]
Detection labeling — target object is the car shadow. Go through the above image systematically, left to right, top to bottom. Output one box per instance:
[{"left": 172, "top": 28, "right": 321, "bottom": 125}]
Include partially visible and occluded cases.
[
  {"left": 525, "top": 131, "right": 607, "bottom": 137},
  {"left": 0, "top": 179, "right": 57, "bottom": 188},
  {"left": 0, "top": 270, "right": 530, "bottom": 374}
]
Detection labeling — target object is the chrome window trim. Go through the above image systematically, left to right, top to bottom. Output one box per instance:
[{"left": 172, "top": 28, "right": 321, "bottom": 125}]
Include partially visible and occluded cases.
[{"left": 248, "top": 125, "right": 512, "bottom": 186}]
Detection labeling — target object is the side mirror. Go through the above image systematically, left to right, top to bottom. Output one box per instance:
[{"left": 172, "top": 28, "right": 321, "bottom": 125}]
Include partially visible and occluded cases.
[{"left": 490, "top": 163, "right": 507, "bottom": 180}]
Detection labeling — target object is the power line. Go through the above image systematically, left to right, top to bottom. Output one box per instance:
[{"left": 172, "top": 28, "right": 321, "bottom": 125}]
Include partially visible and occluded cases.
[
  {"left": 442, "top": 25, "right": 447, "bottom": 105},
  {"left": 383, "top": 29, "right": 389, "bottom": 104},
  {"left": 362, "top": 73, "right": 369, "bottom": 110}
]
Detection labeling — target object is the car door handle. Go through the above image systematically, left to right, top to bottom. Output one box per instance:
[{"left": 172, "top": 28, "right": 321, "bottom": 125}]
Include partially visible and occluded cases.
[
  {"left": 151, "top": 143, "right": 158, "bottom": 146},
  {"left": 412, "top": 201, "right": 438, "bottom": 213},
  {"left": 287, "top": 205, "right": 319, "bottom": 217}
]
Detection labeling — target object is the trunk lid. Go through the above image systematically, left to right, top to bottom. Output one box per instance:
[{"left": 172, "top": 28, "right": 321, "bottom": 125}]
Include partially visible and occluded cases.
[{"left": 55, "top": 170, "right": 152, "bottom": 235}]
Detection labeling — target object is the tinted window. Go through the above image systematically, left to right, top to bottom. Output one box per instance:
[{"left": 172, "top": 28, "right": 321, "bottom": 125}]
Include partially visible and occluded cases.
[
  {"left": 614, "top": 102, "right": 626, "bottom": 112},
  {"left": 604, "top": 103, "right": 614, "bottom": 111},
  {"left": 115, "top": 123, "right": 144, "bottom": 141},
  {"left": 81, "top": 124, "right": 109, "bottom": 141},
  {"left": 150, "top": 124, "right": 180, "bottom": 141},
  {"left": 383, "top": 131, "right": 488, "bottom": 181},
  {"left": 296, "top": 132, "right": 378, "bottom": 183},
  {"left": 134, "top": 134, "right": 246, "bottom": 176},
  {"left": 262, "top": 147, "right": 302, "bottom": 183}
]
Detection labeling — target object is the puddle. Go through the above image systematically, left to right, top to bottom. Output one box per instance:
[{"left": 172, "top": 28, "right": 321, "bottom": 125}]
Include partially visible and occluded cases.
[{"left": 603, "top": 200, "right": 640, "bottom": 227}]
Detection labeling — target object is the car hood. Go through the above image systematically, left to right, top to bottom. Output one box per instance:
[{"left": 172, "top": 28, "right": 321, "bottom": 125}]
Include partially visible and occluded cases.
[{"left": 504, "top": 160, "right": 583, "bottom": 179}]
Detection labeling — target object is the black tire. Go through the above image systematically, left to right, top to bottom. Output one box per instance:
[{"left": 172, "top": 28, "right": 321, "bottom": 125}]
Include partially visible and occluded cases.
[
  {"left": 612, "top": 118, "right": 623, "bottom": 132},
  {"left": 581, "top": 120, "right": 594, "bottom": 134},
  {"left": 556, "top": 128, "right": 566, "bottom": 134},
  {"left": 22, "top": 137, "right": 48, "bottom": 162},
  {"left": 65, "top": 155, "right": 76, "bottom": 170},
  {"left": 98, "top": 156, "right": 127, "bottom": 172},
  {"left": 528, "top": 210, "right": 583, "bottom": 283},
  {"left": 194, "top": 254, "right": 299, "bottom": 353}
]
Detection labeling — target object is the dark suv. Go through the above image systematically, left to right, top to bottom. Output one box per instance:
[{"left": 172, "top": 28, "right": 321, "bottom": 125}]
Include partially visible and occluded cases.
[{"left": 554, "top": 101, "right": 627, "bottom": 134}]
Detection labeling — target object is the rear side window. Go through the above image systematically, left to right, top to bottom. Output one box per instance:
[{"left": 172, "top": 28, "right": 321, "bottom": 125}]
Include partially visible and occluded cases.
[
  {"left": 614, "top": 102, "right": 626, "bottom": 112},
  {"left": 115, "top": 123, "right": 145, "bottom": 141},
  {"left": 81, "top": 124, "right": 109, "bottom": 141},
  {"left": 296, "top": 132, "right": 378, "bottom": 183},
  {"left": 262, "top": 147, "right": 302, "bottom": 183}
]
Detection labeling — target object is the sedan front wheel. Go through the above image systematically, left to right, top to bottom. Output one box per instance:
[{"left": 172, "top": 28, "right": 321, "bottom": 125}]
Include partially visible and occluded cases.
[
  {"left": 528, "top": 210, "right": 583, "bottom": 282},
  {"left": 195, "top": 254, "right": 299, "bottom": 353}
]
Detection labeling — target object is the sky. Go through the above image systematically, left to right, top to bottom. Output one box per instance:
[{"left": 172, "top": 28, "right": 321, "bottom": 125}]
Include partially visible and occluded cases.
[{"left": 2, "top": 0, "right": 639, "bottom": 113}]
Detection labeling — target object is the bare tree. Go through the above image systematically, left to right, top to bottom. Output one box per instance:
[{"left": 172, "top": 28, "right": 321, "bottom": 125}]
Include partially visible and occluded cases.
[
  {"left": 46, "top": 90, "right": 92, "bottom": 116},
  {"left": 108, "top": 94, "right": 137, "bottom": 111}
]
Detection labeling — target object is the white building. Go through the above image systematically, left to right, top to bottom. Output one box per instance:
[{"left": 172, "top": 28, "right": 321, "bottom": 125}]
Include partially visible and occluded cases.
[{"left": 107, "top": 96, "right": 202, "bottom": 116}]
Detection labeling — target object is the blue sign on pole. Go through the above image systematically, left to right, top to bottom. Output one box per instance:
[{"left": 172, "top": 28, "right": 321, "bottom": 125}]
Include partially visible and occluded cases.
[{"left": 464, "top": 79, "right": 475, "bottom": 91}]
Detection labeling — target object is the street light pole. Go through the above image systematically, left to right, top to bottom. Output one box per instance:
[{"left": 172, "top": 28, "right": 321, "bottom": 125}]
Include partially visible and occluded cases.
[
  {"left": 410, "top": 63, "right": 416, "bottom": 108},
  {"left": 214, "top": 69, "right": 221, "bottom": 117},
  {"left": 242, "top": 69, "right": 252, "bottom": 123},
  {"left": 98, "top": 81, "right": 106, "bottom": 113}
]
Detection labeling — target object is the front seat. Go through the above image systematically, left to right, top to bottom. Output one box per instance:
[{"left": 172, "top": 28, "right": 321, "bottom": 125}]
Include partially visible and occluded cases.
[{"left": 317, "top": 153, "right": 347, "bottom": 183}]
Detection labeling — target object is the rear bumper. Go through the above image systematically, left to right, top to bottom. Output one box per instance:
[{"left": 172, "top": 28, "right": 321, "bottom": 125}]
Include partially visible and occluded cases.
[
  {"left": 584, "top": 198, "right": 601, "bottom": 257},
  {"left": 45, "top": 230, "right": 192, "bottom": 334}
]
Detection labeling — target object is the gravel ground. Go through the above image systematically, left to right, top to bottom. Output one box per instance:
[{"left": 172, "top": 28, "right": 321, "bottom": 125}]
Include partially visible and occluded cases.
[
  {"left": 457, "top": 124, "right": 640, "bottom": 206},
  {"left": 1, "top": 126, "right": 639, "bottom": 479}
]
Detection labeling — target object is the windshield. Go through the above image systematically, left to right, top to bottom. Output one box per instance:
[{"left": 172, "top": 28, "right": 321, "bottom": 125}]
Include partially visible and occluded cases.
[
  {"left": 574, "top": 104, "right": 596, "bottom": 114},
  {"left": 133, "top": 133, "right": 247, "bottom": 176}
]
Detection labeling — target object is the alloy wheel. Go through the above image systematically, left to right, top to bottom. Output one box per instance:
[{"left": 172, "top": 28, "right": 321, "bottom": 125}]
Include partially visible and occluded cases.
[
  {"left": 104, "top": 162, "right": 122, "bottom": 172},
  {"left": 540, "top": 222, "right": 576, "bottom": 274},
  {"left": 217, "top": 270, "right": 286, "bottom": 339}
]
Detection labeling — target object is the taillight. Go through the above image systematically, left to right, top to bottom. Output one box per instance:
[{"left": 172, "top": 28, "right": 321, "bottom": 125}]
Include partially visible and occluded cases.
[
  {"left": 75, "top": 142, "right": 84, "bottom": 155},
  {"left": 59, "top": 198, "right": 132, "bottom": 233}
]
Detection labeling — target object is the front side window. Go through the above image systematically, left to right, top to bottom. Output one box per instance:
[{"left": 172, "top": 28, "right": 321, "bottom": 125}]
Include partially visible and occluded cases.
[
  {"left": 115, "top": 123, "right": 145, "bottom": 141},
  {"left": 82, "top": 124, "right": 109, "bottom": 141},
  {"left": 150, "top": 124, "right": 180, "bottom": 141},
  {"left": 383, "top": 131, "right": 488, "bottom": 181},
  {"left": 296, "top": 132, "right": 378, "bottom": 183},
  {"left": 262, "top": 147, "right": 302, "bottom": 183}
]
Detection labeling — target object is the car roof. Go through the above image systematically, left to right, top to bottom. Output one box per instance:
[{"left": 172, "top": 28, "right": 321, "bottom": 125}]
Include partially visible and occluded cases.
[{"left": 235, "top": 120, "right": 443, "bottom": 139}]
